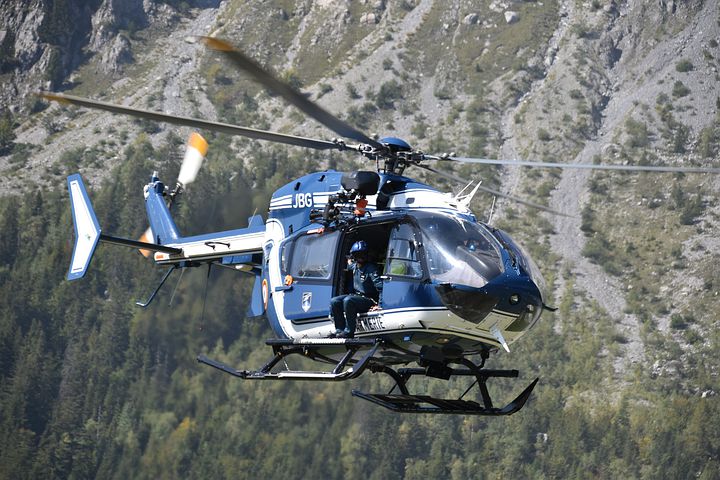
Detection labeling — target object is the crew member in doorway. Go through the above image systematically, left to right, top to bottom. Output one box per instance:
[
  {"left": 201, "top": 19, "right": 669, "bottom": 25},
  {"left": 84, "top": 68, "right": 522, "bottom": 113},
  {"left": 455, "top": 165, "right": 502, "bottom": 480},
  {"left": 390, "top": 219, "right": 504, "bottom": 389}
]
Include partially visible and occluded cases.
[{"left": 328, "top": 241, "right": 382, "bottom": 338}]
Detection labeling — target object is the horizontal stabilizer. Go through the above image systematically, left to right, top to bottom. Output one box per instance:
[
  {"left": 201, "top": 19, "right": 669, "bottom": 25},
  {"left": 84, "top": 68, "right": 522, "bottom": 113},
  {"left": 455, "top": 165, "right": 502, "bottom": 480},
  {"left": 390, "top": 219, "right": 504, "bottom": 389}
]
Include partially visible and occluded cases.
[{"left": 67, "top": 174, "right": 101, "bottom": 280}]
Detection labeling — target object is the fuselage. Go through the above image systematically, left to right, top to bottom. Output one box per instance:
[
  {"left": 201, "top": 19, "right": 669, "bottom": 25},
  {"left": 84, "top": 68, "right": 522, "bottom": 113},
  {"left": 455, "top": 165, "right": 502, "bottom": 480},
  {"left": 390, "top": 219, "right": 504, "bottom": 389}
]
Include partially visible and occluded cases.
[
  {"left": 145, "top": 169, "right": 545, "bottom": 361},
  {"left": 259, "top": 171, "right": 546, "bottom": 360}
]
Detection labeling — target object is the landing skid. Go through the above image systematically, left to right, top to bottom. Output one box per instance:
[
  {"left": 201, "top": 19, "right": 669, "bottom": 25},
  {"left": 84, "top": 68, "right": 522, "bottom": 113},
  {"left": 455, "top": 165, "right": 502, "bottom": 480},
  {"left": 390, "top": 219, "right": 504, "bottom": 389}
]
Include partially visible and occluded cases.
[
  {"left": 197, "top": 338, "right": 380, "bottom": 381},
  {"left": 197, "top": 339, "right": 538, "bottom": 415},
  {"left": 353, "top": 366, "right": 538, "bottom": 415}
]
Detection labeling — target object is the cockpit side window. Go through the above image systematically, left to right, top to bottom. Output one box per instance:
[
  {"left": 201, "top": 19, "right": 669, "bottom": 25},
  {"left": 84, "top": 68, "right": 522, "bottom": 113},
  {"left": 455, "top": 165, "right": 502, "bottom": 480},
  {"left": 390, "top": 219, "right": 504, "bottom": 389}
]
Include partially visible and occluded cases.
[
  {"left": 386, "top": 223, "right": 423, "bottom": 278},
  {"left": 284, "top": 230, "right": 340, "bottom": 280}
]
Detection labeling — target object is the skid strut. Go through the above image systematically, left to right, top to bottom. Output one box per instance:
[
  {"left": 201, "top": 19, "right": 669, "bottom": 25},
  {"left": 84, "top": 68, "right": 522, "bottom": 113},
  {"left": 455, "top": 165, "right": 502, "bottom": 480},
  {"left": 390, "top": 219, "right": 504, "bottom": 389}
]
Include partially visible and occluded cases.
[
  {"left": 197, "top": 338, "right": 380, "bottom": 381},
  {"left": 198, "top": 339, "right": 537, "bottom": 415},
  {"left": 352, "top": 360, "right": 539, "bottom": 416}
]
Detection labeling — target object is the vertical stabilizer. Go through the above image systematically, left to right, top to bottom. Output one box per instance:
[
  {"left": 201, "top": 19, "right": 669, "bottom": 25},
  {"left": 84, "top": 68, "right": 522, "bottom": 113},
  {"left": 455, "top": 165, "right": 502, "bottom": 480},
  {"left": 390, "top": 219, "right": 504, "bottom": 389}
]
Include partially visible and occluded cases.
[
  {"left": 67, "top": 174, "right": 101, "bottom": 280},
  {"left": 144, "top": 174, "right": 181, "bottom": 244}
]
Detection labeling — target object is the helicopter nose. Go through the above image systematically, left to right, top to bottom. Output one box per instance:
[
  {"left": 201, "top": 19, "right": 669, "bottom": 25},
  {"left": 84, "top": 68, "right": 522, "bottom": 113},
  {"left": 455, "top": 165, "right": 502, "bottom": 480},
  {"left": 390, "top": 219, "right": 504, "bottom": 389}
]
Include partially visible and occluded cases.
[{"left": 434, "top": 284, "right": 499, "bottom": 323}]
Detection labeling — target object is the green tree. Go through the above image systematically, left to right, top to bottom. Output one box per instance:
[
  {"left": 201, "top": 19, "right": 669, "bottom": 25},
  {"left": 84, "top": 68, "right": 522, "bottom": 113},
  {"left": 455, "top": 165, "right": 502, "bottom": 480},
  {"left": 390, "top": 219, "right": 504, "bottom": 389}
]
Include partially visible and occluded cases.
[{"left": 0, "top": 109, "right": 15, "bottom": 155}]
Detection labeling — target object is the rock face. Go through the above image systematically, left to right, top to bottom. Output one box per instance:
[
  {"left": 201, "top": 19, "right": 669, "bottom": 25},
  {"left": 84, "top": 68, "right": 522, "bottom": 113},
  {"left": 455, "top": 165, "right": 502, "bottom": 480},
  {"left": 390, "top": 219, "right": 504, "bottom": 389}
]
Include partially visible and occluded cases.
[
  {"left": 0, "top": 0, "right": 186, "bottom": 111},
  {"left": 0, "top": 0, "right": 92, "bottom": 110},
  {"left": 1, "top": 0, "right": 47, "bottom": 74},
  {"left": 5, "top": 0, "right": 103, "bottom": 91},
  {"left": 88, "top": 0, "right": 147, "bottom": 53},
  {"left": 504, "top": 11, "right": 519, "bottom": 24},
  {"left": 360, "top": 12, "right": 380, "bottom": 24},
  {"left": 463, "top": 13, "right": 479, "bottom": 25},
  {"left": 98, "top": 33, "right": 133, "bottom": 71}
]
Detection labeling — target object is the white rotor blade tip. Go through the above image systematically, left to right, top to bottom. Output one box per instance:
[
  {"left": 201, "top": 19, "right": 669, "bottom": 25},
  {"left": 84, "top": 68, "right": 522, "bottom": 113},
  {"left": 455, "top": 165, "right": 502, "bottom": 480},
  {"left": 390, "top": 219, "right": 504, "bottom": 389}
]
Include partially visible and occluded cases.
[{"left": 177, "top": 132, "right": 208, "bottom": 185}]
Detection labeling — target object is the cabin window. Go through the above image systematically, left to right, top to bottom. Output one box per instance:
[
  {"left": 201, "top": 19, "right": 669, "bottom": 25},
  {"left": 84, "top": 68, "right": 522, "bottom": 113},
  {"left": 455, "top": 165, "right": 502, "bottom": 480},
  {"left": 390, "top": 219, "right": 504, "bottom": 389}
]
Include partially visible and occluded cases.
[
  {"left": 386, "top": 223, "right": 422, "bottom": 278},
  {"left": 286, "top": 230, "right": 340, "bottom": 280}
]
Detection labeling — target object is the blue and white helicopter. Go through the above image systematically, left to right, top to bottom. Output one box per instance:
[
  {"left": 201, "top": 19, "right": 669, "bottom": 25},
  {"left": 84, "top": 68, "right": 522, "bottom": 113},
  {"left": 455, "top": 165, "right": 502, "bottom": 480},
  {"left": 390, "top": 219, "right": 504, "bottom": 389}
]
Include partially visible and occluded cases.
[{"left": 45, "top": 38, "right": 720, "bottom": 415}]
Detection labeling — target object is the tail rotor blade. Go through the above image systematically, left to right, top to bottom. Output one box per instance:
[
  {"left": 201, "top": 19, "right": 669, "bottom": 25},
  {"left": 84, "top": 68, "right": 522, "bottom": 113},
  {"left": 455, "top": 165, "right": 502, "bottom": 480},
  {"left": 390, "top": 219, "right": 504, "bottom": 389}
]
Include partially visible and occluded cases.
[
  {"left": 139, "top": 132, "right": 207, "bottom": 258},
  {"left": 178, "top": 132, "right": 208, "bottom": 186},
  {"left": 138, "top": 227, "right": 154, "bottom": 258}
]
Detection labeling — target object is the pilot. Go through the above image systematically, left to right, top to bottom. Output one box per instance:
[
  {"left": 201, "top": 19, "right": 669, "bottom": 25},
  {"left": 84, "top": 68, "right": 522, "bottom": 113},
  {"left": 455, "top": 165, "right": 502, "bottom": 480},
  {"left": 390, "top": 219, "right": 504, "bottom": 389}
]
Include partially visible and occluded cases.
[{"left": 328, "top": 240, "right": 382, "bottom": 338}]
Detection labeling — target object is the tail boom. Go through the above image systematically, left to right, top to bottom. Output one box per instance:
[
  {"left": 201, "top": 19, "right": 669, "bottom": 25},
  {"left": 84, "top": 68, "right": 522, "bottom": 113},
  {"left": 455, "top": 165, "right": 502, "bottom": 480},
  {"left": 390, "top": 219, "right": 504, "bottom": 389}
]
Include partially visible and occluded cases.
[{"left": 66, "top": 173, "right": 266, "bottom": 280}]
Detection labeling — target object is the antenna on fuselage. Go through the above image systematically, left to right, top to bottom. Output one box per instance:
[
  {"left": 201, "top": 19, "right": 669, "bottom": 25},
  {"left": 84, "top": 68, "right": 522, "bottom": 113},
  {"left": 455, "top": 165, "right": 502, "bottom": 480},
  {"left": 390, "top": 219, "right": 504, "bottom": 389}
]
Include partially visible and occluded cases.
[
  {"left": 456, "top": 181, "right": 482, "bottom": 209},
  {"left": 487, "top": 195, "right": 497, "bottom": 224}
]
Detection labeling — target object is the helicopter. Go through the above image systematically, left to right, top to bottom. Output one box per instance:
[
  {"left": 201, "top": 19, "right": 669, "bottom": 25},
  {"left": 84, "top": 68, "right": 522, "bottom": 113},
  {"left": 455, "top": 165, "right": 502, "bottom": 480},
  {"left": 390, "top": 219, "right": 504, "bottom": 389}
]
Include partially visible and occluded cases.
[{"left": 45, "top": 37, "right": 720, "bottom": 416}]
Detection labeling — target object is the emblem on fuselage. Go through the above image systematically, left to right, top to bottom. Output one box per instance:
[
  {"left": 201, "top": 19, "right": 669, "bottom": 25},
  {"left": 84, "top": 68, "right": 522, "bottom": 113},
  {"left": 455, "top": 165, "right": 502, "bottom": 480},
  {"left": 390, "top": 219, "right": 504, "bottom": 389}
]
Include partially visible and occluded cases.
[{"left": 301, "top": 292, "right": 312, "bottom": 312}]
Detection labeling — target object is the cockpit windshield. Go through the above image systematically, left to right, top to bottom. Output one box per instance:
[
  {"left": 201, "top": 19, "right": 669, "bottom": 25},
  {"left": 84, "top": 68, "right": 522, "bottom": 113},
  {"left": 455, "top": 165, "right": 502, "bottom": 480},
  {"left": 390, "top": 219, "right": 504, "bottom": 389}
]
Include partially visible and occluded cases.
[{"left": 414, "top": 212, "right": 503, "bottom": 288}]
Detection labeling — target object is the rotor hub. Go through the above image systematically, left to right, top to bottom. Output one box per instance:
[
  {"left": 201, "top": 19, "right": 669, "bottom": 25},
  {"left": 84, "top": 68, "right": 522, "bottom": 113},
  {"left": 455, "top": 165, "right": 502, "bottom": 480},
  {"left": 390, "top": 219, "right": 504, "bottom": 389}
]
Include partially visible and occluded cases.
[{"left": 379, "top": 137, "right": 412, "bottom": 152}]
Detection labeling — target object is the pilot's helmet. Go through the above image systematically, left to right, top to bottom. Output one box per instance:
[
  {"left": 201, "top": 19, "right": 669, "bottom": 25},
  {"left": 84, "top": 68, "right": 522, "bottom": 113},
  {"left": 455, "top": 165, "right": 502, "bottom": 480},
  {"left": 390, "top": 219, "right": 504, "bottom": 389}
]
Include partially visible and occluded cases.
[{"left": 350, "top": 240, "right": 369, "bottom": 255}]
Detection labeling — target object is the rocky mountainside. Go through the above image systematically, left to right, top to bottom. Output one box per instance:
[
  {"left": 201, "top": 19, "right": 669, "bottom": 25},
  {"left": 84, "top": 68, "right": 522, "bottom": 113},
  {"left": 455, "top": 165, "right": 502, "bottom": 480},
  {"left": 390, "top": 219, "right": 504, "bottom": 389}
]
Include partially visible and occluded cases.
[
  {"left": 1, "top": 0, "right": 719, "bottom": 477},
  {"left": 1, "top": 0, "right": 144, "bottom": 105}
]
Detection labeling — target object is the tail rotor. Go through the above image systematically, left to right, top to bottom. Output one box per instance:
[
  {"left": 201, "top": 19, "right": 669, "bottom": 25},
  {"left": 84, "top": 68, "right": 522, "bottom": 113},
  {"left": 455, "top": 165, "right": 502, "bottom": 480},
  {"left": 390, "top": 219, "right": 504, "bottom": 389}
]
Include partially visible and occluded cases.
[{"left": 138, "top": 132, "right": 208, "bottom": 257}]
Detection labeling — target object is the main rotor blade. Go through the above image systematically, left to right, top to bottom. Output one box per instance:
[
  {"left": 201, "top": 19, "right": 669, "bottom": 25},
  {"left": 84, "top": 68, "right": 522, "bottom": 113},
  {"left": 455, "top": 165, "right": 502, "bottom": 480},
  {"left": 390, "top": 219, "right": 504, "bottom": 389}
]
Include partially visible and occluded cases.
[
  {"left": 199, "top": 37, "right": 383, "bottom": 149},
  {"left": 39, "top": 92, "right": 344, "bottom": 151},
  {"left": 445, "top": 156, "right": 720, "bottom": 174},
  {"left": 416, "top": 164, "right": 572, "bottom": 217}
]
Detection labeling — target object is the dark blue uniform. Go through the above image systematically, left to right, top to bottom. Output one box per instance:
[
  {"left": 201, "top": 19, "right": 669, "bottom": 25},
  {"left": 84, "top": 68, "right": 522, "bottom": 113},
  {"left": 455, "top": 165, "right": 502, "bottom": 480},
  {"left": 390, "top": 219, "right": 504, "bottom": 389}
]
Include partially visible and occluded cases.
[{"left": 330, "top": 262, "right": 383, "bottom": 336}]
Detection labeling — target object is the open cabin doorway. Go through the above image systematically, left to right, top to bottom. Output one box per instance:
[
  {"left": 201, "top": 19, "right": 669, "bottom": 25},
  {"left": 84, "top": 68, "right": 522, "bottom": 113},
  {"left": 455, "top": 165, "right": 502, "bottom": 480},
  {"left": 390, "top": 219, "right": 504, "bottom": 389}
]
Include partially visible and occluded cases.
[{"left": 337, "top": 220, "right": 426, "bottom": 310}]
